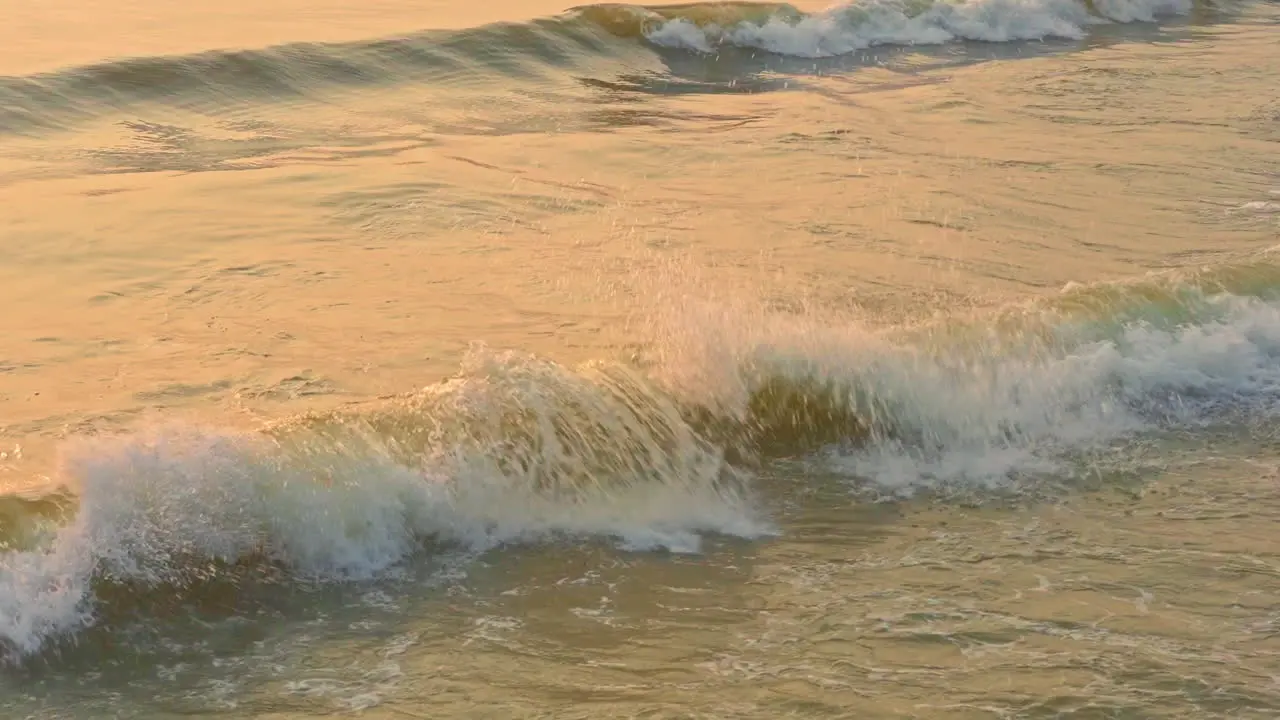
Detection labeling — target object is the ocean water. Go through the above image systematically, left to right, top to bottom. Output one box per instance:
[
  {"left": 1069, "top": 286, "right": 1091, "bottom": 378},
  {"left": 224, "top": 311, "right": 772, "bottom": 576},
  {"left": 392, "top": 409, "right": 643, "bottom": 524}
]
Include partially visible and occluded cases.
[{"left": 1, "top": 0, "right": 1279, "bottom": 717}]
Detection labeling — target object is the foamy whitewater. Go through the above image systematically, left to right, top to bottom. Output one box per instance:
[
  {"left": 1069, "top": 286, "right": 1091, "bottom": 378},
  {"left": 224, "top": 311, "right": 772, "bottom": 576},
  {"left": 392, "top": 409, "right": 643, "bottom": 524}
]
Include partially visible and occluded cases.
[
  {"left": 0, "top": 0, "right": 1215, "bottom": 133},
  {"left": 640, "top": 0, "right": 1195, "bottom": 57},
  {"left": 6, "top": 253, "right": 1280, "bottom": 660}
]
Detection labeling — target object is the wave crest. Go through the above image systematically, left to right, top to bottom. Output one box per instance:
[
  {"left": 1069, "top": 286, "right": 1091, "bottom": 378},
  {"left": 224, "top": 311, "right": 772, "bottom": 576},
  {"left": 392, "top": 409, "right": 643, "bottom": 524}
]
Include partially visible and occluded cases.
[
  {"left": 1, "top": 0, "right": 1215, "bottom": 133},
  {"left": 621, "top": 0, "right": 1197, "bottom": 57},
  {"left": 645, "top": 251, "right": 1280, "bottom": 487},
  {"left": 7, "top": 252, "right": 1280, "bottom": 662},
  {"left": 0, "top": 351, "right": 766, "bottom": 663}
]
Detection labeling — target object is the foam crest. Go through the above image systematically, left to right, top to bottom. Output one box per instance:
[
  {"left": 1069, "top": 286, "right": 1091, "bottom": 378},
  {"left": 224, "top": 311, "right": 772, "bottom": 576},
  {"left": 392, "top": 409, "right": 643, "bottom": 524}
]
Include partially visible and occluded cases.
[
  {"left": 0, "top": 0, "right": 1218, "bottom": 132},
  {"left": 641, "top": 0, "right": 1194, "bottom": 57},
  {"left": 8, "top": 255, "right": 1280, "bottom": 660},
  {"left": 647, "top": 261, "right": 1280, "bottom": 492},
  {"left": 846, "top": 294, "right": 1280, "bottom": 490},
  {"left": 0, "top": 352, "right": 766, "bottom": 662}
]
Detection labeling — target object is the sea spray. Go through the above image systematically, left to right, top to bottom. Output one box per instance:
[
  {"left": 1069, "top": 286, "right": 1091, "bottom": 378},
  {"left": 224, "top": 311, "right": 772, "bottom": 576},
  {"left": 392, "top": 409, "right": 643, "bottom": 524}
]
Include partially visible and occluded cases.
[{"left": 7, "top": 250, "right": 1280, "bottom": 661}]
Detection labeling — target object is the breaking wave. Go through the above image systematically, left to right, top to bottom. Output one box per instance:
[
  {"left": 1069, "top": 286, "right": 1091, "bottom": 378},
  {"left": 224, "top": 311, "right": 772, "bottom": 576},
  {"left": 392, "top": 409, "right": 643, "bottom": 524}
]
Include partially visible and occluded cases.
[
  {"left": 0, "top": 0, "right": 1218, "bottom": 132},
  {"left": 592, "top": 0, "right": 1198, "bottom": 57},
  {"left": 6, "top": 250, "right": 1280, "bottom": 663},
  {"left": 0, "top": 355, "right": 765, "bottom": 663}
]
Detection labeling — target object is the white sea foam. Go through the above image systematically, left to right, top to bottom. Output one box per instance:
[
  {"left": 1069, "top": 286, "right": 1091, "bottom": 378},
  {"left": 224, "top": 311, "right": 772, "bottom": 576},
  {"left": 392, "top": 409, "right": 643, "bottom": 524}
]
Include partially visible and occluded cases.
[
  {"left": 644, "top": 0, "right": 1194, "bottom": 57},
  {"left": 6, "top": 256, "right": 1280, "bottom": 660},
  {"left": 648, "top": 268, "right": 1280, "bottom": 494},
  {"left": 834, "top": 294, "right": 1280, "bottom": 491},
  {"left": 0, "top": 353, "right": 769, "bottom": 661}
]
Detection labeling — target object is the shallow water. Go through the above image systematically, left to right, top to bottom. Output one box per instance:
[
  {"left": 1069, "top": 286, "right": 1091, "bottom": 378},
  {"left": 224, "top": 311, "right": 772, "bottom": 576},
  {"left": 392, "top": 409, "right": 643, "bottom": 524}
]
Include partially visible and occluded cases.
[{"left": 2, "top": 1, "right": 1279, "bottom": 717}]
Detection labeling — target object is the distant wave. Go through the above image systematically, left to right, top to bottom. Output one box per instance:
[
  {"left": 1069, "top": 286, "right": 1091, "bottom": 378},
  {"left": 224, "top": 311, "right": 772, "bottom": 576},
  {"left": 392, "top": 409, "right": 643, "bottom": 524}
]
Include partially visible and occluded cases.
[
  {"left": 0, "top": 0, "right": 1212, "bottom": 132},
  {"left": 585, "top": 0, "right": 1197, "bottom": 56},
  {"left": 5, "top": 247, "right": 1280, "bottom": 663}
]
